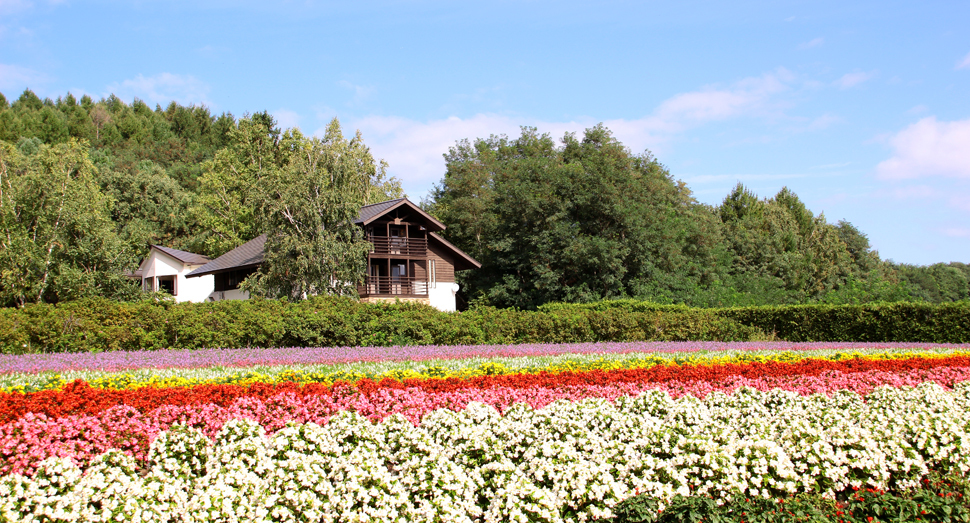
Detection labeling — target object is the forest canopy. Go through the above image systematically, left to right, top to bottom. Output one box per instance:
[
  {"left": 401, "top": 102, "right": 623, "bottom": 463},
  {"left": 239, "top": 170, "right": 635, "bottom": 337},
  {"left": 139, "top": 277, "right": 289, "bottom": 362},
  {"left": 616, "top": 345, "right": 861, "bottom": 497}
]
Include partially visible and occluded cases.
[{"left": 0, "top": 89, "right": 966, "bottom": 308}]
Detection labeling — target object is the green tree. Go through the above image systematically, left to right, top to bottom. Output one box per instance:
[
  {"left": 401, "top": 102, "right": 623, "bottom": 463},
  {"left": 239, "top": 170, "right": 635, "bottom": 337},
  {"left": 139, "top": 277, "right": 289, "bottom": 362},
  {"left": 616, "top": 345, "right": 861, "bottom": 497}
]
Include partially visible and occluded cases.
[
  {"left": 188, "top": 112, "right": 290, "bottom": 257},
  {"left": 243, "top": 119, "right": 376, "bottom": 299},
  {"left": 429, "top": 125, "right": 725, "bottom": 309},
  {"left": 0, "top": 139, "right": 136, "bottom": 306},
  {"left": 97, "top": 158, "right": 194, "bottom": 251}
]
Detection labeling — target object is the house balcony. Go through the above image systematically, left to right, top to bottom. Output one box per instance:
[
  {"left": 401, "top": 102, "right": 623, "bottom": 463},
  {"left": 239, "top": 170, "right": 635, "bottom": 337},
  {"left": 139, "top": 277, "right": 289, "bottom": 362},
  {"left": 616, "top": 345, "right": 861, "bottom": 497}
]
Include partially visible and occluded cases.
[
  {"left": 367, "top": 236, "right": 428, "bottom": 257},
  {"left": 359, "top": 276, "right": 429, "bottom": 297}
]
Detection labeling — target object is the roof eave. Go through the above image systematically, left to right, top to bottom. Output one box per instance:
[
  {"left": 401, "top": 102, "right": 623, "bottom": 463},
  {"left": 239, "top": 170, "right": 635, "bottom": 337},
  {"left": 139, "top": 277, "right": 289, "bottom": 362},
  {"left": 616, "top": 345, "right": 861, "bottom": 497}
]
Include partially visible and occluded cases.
[{"left": 360, "top": 199, "right": 446, "bottom": 232}]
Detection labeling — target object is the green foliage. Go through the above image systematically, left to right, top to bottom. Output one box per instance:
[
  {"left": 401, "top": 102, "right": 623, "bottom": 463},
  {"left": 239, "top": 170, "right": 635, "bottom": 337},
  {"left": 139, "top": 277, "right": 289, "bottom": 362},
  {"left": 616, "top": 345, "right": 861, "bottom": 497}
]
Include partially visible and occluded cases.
[
  {"left": 1, "top": 90, "right": 966, "bottom": 311},
  {"left": 187, "top": 113, "right": 284, "bottom": 257},
  {"left": 244, "top": 119, "right": 375, "bottom": 299},
  {"left": 429, "top": 125, "right": 727, "bottom": 309},
  {"left": 0, "top": 140, "right": 138, "bottom": 307},
  {"left": 893, "top": 262, "right": 970, "bottom": 303},
  {"left": 0, "top": 296, "right": 774, "bottom": 354},
  {"left": 2, "top": 297, "right": 968, "bottom": 354},
  {"left": 540, "top": 299, "right": 970, "bottom": 343},
  {"left": 608, "top": 476, "right": 969, "bottom": 523}
]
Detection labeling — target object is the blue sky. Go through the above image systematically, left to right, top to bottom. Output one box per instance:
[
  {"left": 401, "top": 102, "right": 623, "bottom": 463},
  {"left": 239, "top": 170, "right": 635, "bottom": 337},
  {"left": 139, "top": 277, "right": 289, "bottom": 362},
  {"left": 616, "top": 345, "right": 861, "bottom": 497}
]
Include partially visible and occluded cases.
[{"left": 1, "top": 0, "right": 968, "bottom": 265}]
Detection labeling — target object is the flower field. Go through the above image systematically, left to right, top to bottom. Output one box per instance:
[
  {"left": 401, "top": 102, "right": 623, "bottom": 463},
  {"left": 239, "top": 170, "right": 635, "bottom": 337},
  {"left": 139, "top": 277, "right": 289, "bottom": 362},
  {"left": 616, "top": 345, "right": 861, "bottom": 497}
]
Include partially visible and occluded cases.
[{"left": 2, "top": 341, "right": 970, "bottom": 522}]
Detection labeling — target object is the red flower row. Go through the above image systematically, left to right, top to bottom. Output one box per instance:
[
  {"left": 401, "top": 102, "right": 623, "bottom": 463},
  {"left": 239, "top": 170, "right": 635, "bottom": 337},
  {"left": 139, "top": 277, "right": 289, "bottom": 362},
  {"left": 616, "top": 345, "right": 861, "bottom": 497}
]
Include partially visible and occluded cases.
[{"left": 1, "top": 355, "right": 968, "bottom": 424}]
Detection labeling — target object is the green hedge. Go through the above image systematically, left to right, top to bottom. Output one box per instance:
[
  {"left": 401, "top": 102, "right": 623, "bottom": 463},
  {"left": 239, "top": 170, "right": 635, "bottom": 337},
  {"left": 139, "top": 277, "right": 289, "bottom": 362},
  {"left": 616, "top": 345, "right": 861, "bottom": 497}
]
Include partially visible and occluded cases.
[
  {"left": 0, "top": 297, "right": 768, "bottom": 354},
  {"left": 2, "top": 297, "right": 967, "bottom": 354},
  {"left": 542, "top": 299, "right": 970, "bottom": 343}
]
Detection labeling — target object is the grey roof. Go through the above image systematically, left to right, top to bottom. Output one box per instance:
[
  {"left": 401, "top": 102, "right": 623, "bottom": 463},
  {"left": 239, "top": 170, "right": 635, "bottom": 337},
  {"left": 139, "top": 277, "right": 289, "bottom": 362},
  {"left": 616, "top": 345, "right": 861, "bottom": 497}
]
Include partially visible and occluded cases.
[
  {"left": 356, "top": 198, "right": 446, "bottom": 232},
  {"left": 356, "top": 198, "right": 406, "bottom": 224},
  {"left": 429, "top": 232, "right": 482, "bottom": 271},
  {"left": 186, "top": 235, "right": 266, "bottom": 278},
  {"left": 151, "top": 245, "right": 211, "bottom": 265}
]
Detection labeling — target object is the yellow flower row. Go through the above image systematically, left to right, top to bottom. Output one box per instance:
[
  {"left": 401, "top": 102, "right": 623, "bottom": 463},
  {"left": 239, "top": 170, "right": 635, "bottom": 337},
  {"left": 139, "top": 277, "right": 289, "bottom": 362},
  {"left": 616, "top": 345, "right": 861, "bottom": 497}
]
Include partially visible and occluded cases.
[{"left": 4, "top": 349, "right": 967, "bottom": 395}]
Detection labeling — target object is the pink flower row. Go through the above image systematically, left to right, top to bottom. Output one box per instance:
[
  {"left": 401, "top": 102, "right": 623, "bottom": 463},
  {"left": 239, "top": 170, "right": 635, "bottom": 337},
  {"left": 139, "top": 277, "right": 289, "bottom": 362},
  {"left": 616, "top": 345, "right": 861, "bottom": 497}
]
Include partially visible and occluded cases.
[{"left": 3, "top": 365, "right": 969, "bottom": 476}]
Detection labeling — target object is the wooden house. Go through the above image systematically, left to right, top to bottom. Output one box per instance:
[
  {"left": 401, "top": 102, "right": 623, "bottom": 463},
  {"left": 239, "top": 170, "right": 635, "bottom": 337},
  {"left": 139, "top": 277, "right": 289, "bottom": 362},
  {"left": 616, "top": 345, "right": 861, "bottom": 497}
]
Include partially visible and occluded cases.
[{"left": 183, "top": 198, "right": 480, "bottom": 312}]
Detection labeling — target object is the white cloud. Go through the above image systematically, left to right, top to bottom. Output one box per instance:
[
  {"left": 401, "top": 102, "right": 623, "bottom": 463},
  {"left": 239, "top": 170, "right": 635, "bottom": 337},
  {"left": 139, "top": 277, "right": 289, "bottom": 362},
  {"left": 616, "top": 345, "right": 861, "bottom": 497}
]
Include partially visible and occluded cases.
[
  {"left": 0, "top": 0, "right": 31, "bottom": 15},
  {"left": 797, "top": 37, "right": 824, "bottom": 50},
  {"left": 957, "top": 51, "right": 970, "bottom": 70},
  {"left": 0, "top": 63, "right": 45, "bottom": 90},
  {"left": 334, "top": 69, "right": 800, "bottom": 196},
  {"left": 834, "top": 71, "right": 875, "bottom": 89},
  {"left": 105, "top": 73, "right": 211, "bottom": 107},
  {"left": 338, "top": 80, "right": 376, "bottom": 107},
  {"left": 273, "top": 109, "right": 301, "bottom": 131},
  {"left": 802, "top": 113, "right": 841, "bottom": 131},
  {"left": 876, "top": 117, "right": 970, "bottom": 180},
  {"left": 950, "top": 196, "right": 970, "bottom": 213},
  {"left": 942, "top": 228, "right": 970, "bottom": 238}
]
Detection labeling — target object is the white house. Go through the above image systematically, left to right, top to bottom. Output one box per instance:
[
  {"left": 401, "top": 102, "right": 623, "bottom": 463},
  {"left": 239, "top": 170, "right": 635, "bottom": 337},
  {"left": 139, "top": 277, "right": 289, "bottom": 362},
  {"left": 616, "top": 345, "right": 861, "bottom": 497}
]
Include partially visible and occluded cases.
[{"left": 135, "top": 245, "right": 214, "bottom": 303}]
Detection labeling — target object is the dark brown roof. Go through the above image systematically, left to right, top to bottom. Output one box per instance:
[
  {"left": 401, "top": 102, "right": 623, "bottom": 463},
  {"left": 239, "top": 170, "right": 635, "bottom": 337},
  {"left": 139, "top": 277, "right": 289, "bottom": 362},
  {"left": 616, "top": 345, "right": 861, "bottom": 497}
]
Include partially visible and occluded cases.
[
  {"left": 356, "top": 198, "right": 446, "bottom": 232},
  {"left": 186, "top": 200, "right": 473, "bottom": 278},
  {"left": 429, "top": 232, "right": 481, "bottom": 271},
  {"left": 186, "top": 235, "right": 266, "bottom": 278},
  {"left": 151, "top": 245, "right": 211, "bottom": 265}
]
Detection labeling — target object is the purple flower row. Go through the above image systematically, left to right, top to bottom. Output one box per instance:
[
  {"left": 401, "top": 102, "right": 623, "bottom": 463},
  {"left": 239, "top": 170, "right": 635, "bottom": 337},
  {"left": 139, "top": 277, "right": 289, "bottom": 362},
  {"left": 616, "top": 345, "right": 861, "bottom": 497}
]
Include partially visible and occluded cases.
[{"left": 1, "top": 341, "right": 965, "bottom": 375}]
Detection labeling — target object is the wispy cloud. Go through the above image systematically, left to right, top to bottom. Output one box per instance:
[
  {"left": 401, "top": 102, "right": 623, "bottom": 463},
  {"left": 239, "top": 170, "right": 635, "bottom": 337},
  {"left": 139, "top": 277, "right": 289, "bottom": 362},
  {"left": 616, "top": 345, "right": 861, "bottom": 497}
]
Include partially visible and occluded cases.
[
  {"left": 0, "top": 0, "right": 31, "bottom": 15},
  {"left": 797, "top": 37, "right": 824, "bottom": 50},
  {"left": 957, "top": 51, "right": 970, "bottom": 70},
  {"left": 0, "top": 63, "right": 46, "bottom": 90},
  {"left": 337, "top": 69, "right": 800, "bottom": 195},
  {"left": 834, "top": 71, "right": 875, "bottom": 89},
  {"left": 105, "top": 73, "right": 211, "bottom": 107},
  {"left": 338, "top": 80, "right": 376, "bottom": 107},
  {"left": 272, "top": 109, "right": 301, "bottom": 132},
  {"left": 876, "top": 117, "right": 970, "bottom": 180},
  {"left": 811, "top": 161, "right": 852, "bottom": 170},
  {"left": 683, "top": 173, "right": 811, "bottom": 184},
  {"left": 942, "top": 228, "right": 970, "bottom": 238}
]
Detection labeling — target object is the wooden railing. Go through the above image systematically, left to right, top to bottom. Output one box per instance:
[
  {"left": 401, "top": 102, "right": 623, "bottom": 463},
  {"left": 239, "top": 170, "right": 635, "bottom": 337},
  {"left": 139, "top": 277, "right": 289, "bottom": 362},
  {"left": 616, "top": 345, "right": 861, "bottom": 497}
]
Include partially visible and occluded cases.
[
  {"left": 367, "top": 236, "right": 428, "bottom": 256},
  {"left": 360, "top": 276, "right": 429, "bottom": 296}
]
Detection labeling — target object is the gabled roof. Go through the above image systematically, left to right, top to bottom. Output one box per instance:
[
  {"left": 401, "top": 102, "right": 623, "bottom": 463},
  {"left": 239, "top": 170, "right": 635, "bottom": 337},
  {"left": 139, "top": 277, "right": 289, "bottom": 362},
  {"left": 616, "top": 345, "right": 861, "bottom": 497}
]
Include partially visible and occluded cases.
[
  {"left": 356, "top": 198, "right": 446, "bottom": 232},
  {"left": 185, "top": 199, "right": 476, "bottom": 279},
  {"left": 429, "top": 232, "right": 482, "bottom": 271},
  {"left": 186, "top": 235, "right": 266, "bottom": 278},
  {"left": 151, "top": 245, "right": 211, "bottom": 265}
]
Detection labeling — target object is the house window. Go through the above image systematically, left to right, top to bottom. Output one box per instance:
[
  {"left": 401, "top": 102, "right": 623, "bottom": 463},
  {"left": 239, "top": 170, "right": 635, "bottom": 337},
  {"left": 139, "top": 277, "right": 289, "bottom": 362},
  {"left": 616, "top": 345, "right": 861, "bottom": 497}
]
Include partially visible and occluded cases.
[
  {"left": 214, "top": 268, "right": 257, "bottom": 291},
  {"left": 157, "top": 275, "right": 176, "bottom": 296}
]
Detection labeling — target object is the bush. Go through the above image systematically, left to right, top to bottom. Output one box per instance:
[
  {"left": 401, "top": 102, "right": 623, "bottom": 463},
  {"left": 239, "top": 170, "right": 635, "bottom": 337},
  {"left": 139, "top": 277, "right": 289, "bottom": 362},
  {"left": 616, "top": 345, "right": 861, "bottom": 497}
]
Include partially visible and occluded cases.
[{"left": 2, "top": 297, "right": 966, "bottom": 354}]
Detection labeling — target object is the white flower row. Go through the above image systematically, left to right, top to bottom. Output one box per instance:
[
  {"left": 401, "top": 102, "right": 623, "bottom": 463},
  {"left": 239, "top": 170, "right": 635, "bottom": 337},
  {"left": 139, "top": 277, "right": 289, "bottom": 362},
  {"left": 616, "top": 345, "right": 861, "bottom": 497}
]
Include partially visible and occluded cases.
[{"left": 2, "top": 382, "right": 970, "bottom": 523}]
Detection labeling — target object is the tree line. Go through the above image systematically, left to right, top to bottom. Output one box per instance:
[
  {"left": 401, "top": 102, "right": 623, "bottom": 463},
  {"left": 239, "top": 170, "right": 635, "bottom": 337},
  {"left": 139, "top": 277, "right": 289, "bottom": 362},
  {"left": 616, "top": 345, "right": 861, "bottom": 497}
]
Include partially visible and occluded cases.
[
  {"left": 0, "top": 89, "right": 966, "bottom": 308},
  {"left": 425, "top": 126, "right": 969, "bottom": 308}
]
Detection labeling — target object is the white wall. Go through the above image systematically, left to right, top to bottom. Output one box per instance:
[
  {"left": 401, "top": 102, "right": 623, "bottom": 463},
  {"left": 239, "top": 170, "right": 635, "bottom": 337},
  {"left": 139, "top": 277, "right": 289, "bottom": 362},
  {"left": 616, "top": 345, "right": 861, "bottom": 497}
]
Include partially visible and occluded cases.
[
  {"left": 140, "top": 250, "right": 214, "bottom": 303},
  {"left": 177, "top": 270, "right": 214, "bottom": 303},
  {"left": 428, "top": 282, "right": 459, "bottom": 312},
  {"left": 205, "top": 289, "right": 250, "bottom": 302}
]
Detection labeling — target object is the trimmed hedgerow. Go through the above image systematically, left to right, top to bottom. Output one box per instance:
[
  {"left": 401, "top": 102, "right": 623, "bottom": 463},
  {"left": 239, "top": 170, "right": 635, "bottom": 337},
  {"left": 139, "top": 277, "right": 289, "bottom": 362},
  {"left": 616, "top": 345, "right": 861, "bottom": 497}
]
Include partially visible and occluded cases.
[
  {"left": 0, "top": 297, "right": 768, "bottom": 354},
  {"left": 2, "top": 297, "right": 967, "bottom": 354},
  {"left": 542, "top": 300, "right": 970, "bottom": 344}
]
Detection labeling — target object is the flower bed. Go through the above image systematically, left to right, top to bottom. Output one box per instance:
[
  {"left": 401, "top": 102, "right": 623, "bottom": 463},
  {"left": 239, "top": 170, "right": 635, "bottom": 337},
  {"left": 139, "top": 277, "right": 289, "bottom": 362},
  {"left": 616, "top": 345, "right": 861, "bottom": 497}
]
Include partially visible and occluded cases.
[{"left": 2, "top": 343, "right": 970, "bottom": 522}]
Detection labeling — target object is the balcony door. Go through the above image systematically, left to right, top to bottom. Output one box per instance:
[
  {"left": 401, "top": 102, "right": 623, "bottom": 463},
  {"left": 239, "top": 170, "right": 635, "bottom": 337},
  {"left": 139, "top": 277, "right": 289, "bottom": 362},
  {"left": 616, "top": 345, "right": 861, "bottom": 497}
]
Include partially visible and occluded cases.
[
  {"left": 389, "top": 226, "right": 405, "bottom": 254},
  {"left": 391, "top": 263, "right": 407, "bottom": 294}
]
